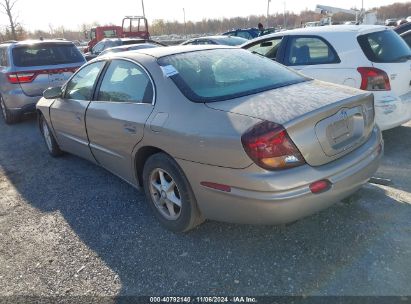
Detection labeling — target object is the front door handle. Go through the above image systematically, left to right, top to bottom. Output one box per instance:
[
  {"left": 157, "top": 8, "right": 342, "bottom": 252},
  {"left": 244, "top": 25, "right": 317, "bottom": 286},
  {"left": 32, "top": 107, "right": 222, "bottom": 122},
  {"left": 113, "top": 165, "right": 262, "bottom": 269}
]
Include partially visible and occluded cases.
[{"left": 124, "top": 124, "right": 137, "bottom": 134}]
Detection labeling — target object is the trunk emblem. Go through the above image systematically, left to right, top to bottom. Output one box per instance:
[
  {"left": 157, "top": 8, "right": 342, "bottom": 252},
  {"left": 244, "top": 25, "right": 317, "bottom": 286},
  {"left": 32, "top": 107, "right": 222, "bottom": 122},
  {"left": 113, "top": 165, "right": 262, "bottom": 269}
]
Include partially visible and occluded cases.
[{"left": 339, "top": 109, "right": 349, "bottom": 122}]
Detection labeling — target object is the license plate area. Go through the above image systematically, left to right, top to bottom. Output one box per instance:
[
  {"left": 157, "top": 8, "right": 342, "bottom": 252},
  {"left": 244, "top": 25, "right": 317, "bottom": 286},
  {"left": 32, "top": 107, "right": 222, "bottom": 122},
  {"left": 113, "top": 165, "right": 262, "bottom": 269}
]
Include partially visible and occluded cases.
[
  {"left": 48, "top": 72, "right": 66, "bottom": 85},
  {"left": 315, "top": 106, "right": 366, "bottom": 157}
]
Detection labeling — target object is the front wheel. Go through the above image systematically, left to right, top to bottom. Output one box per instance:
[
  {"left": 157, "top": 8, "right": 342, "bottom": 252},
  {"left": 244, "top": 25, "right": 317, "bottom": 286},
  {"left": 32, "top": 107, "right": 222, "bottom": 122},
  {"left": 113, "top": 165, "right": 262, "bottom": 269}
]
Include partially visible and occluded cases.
[
  {"left": 40, "top": 114, "right": 63, "bottom": 157},
  {"left": 143, "top": 153, "right": 204, "bottom": 232}
]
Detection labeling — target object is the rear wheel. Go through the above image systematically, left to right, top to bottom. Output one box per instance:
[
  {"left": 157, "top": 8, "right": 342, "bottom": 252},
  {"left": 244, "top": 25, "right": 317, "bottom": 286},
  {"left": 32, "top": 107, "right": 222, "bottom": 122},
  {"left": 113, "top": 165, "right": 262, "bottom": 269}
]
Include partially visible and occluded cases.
[
  {"left": 0, "top": 96, "right": 20, "bottom": 124},
  {"left": 40, "top": 114, "right": 63, "bottom": 157},
  {"left": 143, "top": 153, "right": 204, "bottom": 232}
]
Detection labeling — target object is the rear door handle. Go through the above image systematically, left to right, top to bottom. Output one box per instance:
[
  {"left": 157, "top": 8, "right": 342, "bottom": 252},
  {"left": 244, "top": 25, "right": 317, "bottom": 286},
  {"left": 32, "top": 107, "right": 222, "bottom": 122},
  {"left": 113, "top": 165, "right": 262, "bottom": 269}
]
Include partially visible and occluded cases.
[
  {"left": 75, "top": 112, "right": 82, "bottom": 122},
  {"left": 124, "top": 124, "right": 137, "bottom": 134}
]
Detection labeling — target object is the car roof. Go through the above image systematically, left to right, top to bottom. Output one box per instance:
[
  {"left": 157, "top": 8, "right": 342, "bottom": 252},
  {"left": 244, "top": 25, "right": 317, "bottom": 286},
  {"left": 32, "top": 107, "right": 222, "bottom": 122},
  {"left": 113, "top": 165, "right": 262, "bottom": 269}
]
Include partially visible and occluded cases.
[
  {"left": 259, "top": 25, "right": 389, "bottom": 38},
  {"left": 189, "top": 35, "right": 246, "bottom": 41},
  {"left": 101, "top": 37, "right": 147, "bottom": 42},
  {"left": 3, "top": 39, "right": 74, "bottom": 47},
  {"left": 105, "top": 43, "right": 159, "bottom": 51},
  {"left": 110, "top": 45, "right": 235, "bottom": 59}
]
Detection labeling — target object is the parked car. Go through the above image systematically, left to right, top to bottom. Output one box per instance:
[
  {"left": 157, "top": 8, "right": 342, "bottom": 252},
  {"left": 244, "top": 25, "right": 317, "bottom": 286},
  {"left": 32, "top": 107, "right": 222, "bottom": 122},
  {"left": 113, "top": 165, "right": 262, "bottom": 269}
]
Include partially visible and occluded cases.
[
  {"left": 385, "top": 19, "right": 398, "bottom": 26},
  {"left": 397, "top": 19, "right": 408, "bottom": 26},
  {"left": 394, "top": 21, "right": 411, "bottom": 35},
  {"left": 242, "top": 25, "right": 411, "bottom": 131},
  {"left": 260, "top": 27, "right": 277, "bottom": 36},
  {"left": 222, "top": 28, "right": 260, "bottom": 40},
  {"left": 399, "top": 29, "right": 411, "bottom": 48},
  {"left": 181, "top": 35, "right": 247, "bottom": 46},
  {"left": 85, "top": 38, "right": 163, "bottom": 61},
  {"left": 0, "top": 40, "right": 86, "bottom": 124},
  {"left": 98, "top": 43, "right": 160, "bottom": 57},
  {"left": 37, "top": 46, "right": 382, "bottom": 232}
]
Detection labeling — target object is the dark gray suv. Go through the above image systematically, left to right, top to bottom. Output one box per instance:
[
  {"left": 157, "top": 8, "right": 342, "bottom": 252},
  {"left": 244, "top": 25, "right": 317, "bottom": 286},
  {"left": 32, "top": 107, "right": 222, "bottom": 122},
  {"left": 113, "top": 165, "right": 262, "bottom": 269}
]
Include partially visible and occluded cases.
[{"left": 0, "top": 40, "right": 86, "bottom": 124}]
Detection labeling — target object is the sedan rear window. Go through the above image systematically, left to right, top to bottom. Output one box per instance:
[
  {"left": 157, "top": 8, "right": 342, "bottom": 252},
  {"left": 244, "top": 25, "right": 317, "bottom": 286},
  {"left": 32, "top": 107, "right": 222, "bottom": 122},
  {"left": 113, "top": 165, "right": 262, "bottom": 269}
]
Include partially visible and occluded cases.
[
  {"left": 357, "top": 30, "right": 411, "bottom": 63},
  {"left": 12, "top": 43, "right": 85, "bottom": 67},
  {"left": 158, "top": 49, "right": 308, "bottom": 103}
]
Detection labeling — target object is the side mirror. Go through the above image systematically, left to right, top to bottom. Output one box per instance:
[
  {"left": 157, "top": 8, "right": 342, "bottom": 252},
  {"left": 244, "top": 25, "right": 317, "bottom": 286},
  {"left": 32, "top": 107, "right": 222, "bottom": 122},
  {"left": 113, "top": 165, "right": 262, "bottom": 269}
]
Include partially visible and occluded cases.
[{"left": 43, "top": 87, "right": 63, "bottom": 99}]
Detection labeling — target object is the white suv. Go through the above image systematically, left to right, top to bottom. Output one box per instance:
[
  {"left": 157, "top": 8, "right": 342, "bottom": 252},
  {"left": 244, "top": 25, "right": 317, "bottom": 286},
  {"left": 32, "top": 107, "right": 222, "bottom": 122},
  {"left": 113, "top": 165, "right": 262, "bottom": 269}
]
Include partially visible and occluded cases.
[{"left": 243, "top": 25, "right": 411, "bottom": 131}]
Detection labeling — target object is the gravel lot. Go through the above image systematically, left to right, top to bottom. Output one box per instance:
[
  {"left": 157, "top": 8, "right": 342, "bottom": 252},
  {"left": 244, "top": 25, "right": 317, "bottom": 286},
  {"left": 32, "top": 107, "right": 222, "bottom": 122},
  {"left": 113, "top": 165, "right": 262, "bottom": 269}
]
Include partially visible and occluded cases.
[{"left": 0, "top": 116, "right": 410, "bottom": 297}]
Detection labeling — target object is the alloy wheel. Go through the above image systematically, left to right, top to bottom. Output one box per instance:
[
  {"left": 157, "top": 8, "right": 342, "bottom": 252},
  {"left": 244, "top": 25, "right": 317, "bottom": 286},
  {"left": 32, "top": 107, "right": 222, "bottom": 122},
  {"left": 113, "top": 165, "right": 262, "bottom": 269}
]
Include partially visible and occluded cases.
[
  {"left": 42, "top": 119, "right": 53, "bottom": 152},
  {"left": 149, "top": 168, "right": 182, "bottom": 220}
]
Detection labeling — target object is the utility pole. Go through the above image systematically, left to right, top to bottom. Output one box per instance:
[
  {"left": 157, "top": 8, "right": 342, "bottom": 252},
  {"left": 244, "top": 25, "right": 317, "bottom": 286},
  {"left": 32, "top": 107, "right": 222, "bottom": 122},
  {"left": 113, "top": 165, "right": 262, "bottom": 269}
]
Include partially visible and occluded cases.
[
  {"left": 141, "top": 0, "right": 146, "bottom": 18},
  {"left": 266, "top": 0, "right": 271, "bottom": 28},
  {"left": 283, "top": 2, "right": 287, "bottom": 29},
  {"left": 183, "top": 8, "right": 187, "bottom": 38}
]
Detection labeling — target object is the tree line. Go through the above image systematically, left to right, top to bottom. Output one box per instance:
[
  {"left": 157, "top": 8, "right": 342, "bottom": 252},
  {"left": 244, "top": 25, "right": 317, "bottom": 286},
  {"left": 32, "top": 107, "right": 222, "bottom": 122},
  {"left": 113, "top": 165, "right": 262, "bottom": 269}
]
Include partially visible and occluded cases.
[{"left": 1, "top": 0, "right": 411, "bottom": 41}]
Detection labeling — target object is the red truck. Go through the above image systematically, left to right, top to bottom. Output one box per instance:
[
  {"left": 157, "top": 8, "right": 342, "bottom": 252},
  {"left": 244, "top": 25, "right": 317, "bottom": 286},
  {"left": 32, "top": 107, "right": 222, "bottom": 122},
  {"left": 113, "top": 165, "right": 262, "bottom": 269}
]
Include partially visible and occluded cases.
[{"left": 84, "top": 16, "right": 150, "bottom": 52}]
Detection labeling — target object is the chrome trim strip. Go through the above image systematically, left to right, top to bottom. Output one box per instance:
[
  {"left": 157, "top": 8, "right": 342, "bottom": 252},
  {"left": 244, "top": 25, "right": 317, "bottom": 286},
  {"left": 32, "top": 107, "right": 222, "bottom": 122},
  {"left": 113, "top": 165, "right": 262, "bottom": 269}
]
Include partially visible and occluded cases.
[
  {"left": 58, "top": 132, "right": 89, "bottom": 146},
  {"left": 89, "top": 143, "right": 124, "bottom": 159}
]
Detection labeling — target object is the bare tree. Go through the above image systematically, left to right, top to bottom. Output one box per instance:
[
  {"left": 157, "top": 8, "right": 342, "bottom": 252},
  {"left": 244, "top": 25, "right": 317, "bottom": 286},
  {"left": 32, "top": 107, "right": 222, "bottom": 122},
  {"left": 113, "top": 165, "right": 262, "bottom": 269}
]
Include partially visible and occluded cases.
[{"left": 0, "top": 0, "right": 18, "bottom": 40}]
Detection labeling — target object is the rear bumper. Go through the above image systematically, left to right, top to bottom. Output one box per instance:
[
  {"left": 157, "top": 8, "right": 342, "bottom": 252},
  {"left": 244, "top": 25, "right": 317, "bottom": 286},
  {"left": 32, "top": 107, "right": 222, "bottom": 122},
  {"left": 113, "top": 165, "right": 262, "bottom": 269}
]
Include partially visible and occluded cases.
[
  {"left": 2, "top": 89, "right": 41, "bottom": 114},
  {"left": 374, "top": 92, "right": 411, "bottom": 131},
  {"left": 176, "top": 127, "right": 383, "bottom": 225}
]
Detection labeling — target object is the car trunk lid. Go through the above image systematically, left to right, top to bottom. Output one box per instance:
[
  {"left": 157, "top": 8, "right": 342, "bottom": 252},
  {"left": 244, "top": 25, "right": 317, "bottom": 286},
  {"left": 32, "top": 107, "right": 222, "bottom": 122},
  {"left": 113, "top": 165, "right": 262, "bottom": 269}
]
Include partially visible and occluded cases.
[{"left": 206, "top": 80, "right": 375, "bottom": 166}]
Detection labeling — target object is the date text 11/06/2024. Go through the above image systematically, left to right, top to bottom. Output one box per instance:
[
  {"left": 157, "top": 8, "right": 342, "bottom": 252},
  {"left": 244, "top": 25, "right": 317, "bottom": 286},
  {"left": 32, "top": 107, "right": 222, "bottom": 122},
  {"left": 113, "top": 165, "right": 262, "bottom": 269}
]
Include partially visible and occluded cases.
[{"left": 149, "top": 296, "right": 258, "bottom": 303}]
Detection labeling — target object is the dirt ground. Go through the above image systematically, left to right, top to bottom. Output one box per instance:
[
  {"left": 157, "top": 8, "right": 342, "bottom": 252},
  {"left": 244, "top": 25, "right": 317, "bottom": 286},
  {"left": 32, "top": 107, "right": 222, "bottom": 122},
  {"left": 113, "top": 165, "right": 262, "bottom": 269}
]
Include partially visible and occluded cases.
[{"left": 0, "top": 117, "right": 410, "bottom": 297}]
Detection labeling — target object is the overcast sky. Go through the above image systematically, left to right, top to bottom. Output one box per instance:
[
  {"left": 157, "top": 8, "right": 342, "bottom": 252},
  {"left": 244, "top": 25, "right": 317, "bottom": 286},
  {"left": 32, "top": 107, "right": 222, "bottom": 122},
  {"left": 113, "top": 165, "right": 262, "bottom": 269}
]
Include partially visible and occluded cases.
[{"left": 1, "top": 0, "right": 410, "bottom": 31}]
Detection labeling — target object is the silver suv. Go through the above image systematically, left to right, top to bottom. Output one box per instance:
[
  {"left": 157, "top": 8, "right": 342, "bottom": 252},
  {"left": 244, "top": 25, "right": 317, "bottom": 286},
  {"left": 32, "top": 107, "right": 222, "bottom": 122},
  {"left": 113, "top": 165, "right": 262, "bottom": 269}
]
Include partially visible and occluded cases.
[{"left": 0, "top": 40, "right": 86, "bottom": 124}]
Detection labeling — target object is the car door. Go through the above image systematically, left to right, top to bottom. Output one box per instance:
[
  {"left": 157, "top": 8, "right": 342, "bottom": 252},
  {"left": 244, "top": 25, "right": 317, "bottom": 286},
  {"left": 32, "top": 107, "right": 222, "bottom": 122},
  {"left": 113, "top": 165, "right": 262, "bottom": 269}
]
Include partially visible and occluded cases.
[
  {"left": 283, "top": 35, "right": 350, "bottom": 86},
  {"left": 86, "top": 59, "right": 155, "bottom": 183},
  {"left": 50, "top": 61, "right": 106, "bottom": 162}
]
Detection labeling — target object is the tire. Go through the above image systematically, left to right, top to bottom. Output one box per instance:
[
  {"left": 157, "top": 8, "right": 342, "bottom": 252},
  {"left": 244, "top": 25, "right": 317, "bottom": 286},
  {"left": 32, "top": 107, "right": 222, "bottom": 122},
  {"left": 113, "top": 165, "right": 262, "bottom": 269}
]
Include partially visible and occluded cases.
[
  {"left": 0, "top": 96, "right": 21, "bottom": 124},
  {"left": 39, "top": 114, "right": 63, "bottom": 157},
  {"left": 143, "top": 153, "right": 204, "bottom": 232}
]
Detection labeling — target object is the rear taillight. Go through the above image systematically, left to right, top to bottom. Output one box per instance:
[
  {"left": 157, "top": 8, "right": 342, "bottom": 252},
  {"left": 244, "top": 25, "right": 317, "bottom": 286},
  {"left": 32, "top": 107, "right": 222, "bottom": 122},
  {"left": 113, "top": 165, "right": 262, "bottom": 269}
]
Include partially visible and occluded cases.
[
  {"left": 6, "top": 67, "right": 79, "bottom": 84},
  {"left": 357, "top": 67, "right": 391, "bottom": 91},
  {"left": 7, "top": 72, "right": 37, "bottom": 84},
  {"left": 241, "top": 121, "right": 306, "bottom": 170}
]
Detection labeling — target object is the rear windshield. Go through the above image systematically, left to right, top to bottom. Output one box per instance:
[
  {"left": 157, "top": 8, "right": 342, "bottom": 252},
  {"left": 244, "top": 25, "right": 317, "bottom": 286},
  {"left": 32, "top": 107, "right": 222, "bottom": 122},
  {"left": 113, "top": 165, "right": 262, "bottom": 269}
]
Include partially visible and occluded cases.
[
  {"left": 357, "top": 30, "right": 411, "bottom": 63},
  {"left": 12, "top": 43, "right": 85, "bottom": 67},
  {"left": 158, "top": 49, "right": 308, "bottom": 103}
]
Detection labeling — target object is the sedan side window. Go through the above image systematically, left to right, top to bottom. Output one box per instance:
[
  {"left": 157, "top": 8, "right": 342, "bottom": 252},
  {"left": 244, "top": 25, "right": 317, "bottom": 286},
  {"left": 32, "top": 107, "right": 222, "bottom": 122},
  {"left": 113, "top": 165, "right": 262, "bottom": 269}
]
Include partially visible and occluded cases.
[
  {"left": 237, "top": 31, "right": 252, "bottom": 40},
  {"left": 286, "top": 36, "right": 340, "bottom": 66},
  {"left": 246, "top": 37, "right": 283, "bottom": 60},
  {"left": 184, "top": 40, "right": 198, "bottom": 45},
  {"left": 93, "top": 42, "right": 105, "bottom": 54},
  {"left": 0, "top": 49, "right": 8, "bottom": 67},
  {"left": 97, "top": 59, "right": 153, "bottom": 103},
  {"left": 65, "top": 61, "right": 105, "bottom": 100}
]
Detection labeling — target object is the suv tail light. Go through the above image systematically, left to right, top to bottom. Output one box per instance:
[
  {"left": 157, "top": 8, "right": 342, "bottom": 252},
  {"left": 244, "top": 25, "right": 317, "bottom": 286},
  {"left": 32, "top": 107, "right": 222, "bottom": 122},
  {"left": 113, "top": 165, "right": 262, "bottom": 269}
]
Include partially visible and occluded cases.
[
  {"left": 6, "top": 67, "right": 79, "bottom": 85},
  {"left": 357, "top": 67, "right": 391, "bottom": 91},
  {"left": 7, "top": 72, "right": 37, "bottom": 84},
  {"left": 241, "top": 121, "right": 306, "bottom": 170}
]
